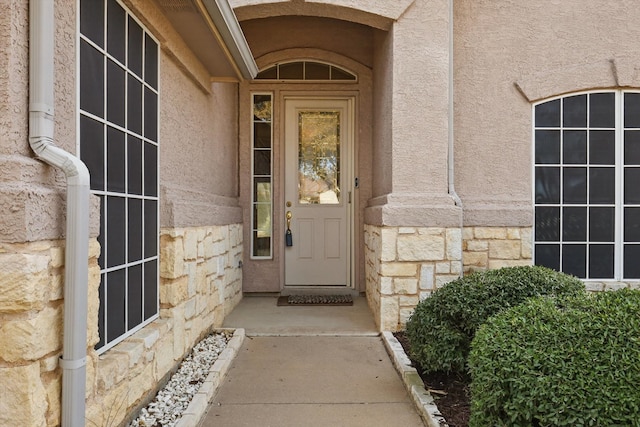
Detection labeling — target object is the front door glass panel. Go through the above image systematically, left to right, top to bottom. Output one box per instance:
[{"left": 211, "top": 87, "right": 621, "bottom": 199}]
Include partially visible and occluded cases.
[{"left": 298, "top": 111, "right": 341, "bottom": 204}]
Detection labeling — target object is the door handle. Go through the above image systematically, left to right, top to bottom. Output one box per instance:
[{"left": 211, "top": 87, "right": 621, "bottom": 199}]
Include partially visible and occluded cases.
[{"left": 285, "top": 211, "right": 293, "bottom": 247}]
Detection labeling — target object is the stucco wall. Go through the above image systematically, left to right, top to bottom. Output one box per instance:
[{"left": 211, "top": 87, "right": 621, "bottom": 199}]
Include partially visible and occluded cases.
[
  {"left": 0, "top": 0, "right": 79, "bottom": 243},
  {"left": 453, "top": 0, "right": 640, "bottom": 226},
  {"left": 240, "top": 16, "right": 374, "bottom": 68},
  {"left": 159, "top": 54, "right": 242, "bottom": 228}
]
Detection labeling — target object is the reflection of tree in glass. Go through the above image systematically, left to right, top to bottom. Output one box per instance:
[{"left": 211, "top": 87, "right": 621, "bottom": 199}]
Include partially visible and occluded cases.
[
  {"left": 253, "top": 97, "right": 272, "bottom": 121},
  {"left": 298, "top": 111, "right": 341, "bottom": 204}
]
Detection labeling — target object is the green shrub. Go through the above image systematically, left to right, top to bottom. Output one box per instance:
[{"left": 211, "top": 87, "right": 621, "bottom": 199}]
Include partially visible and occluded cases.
[
  {"left": 405, "top": 266, "right": 584, "bottom": 374},
  {"left": 469, "top": 289, "right": 640, "bottom": 427}
]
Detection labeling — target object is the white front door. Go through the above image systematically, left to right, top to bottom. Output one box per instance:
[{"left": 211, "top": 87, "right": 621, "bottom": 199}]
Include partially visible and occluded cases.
[{"left": 284, "top": 98, "right": 353, "bottom": 286}]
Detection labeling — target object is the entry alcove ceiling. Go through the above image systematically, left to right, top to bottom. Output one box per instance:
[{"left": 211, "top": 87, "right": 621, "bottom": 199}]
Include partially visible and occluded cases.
[{"left": 155, "top": 0, "right": 258, "bottom": 80}]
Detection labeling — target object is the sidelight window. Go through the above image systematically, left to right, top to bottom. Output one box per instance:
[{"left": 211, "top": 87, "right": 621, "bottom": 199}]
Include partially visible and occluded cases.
[{"left": 251, "top": 94, "right": 273, "bottom": 258}]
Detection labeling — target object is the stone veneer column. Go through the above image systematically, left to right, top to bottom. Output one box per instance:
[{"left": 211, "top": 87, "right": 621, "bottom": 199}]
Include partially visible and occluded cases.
[
  {"left": 365, "top": 0, "right": 461, "bottom": 331},
  {"left": 365, "top": 225, "right": 462, "bottom": 331}
]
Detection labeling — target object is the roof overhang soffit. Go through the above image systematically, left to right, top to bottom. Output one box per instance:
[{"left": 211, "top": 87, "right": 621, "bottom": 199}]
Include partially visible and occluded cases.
[{"left": 159, "top": 0, "right": 258, "bottom": 81}]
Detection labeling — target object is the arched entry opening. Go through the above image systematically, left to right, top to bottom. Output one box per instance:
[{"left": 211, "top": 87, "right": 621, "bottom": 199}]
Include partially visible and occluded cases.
[{"left": 233, "top": 1, "right": 458, "bottom": 333}]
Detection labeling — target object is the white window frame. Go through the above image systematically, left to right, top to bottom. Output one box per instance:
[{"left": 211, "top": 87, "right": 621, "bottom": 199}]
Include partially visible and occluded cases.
[
  {"left": 77, "top": 0, "right": 160, "bottom": 354},
  {"left": 532, "top": 90, "right": 640, "bottom": 281},
  {"left": 251, "top": 92, "right": 274, "bottom": 259}
]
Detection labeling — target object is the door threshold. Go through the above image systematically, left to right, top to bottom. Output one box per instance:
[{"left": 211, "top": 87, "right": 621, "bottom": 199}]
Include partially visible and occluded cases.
[{"left": 281, "top": 286, "right": 359, "bottom": 296}]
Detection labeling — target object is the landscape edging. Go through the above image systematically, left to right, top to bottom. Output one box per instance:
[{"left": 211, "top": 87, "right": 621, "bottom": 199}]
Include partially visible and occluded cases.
[
  {"left": 175, "top": 328, "right": 246, "bottom": 427},
  {"left": 381, "top": 331, "right": 448, "bottom": 427}
]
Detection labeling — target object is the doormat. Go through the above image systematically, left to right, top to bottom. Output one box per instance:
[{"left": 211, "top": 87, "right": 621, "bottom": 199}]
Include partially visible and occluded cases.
[{"left": 277, "top": 295, "right": 353, "bottom": 306}]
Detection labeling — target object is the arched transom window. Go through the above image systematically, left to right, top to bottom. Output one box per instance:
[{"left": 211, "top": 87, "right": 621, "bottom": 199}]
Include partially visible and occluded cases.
[{"left": 255, "top": 61, "right": 357, "bottom": 82}]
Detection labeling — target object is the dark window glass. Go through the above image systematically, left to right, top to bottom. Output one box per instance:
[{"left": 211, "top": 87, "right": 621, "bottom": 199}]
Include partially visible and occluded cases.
[
  {"left": 80, "top": 0, "right": 104, "bottom": 47},
  {"left": 106, "top": 0, "right": 126, "bottom": 63},
  {"left": 128, "top": 16, "right": 143, "bottom": 77},
  {"left": 144, "top": 34, "right": 158, "bottom": 89},
  {"left": 80, "top": 40, "right": 104, "bottom": 117},
  {"left": 107, "top": 59, "right": 125, "bottom": 127},
  {"left": 279, "top": 62, "right": 303, "bottom": 79},
  {"left": 305, "top": 62, "right": 330, "bottom": 80},
  {"left": 256, "top": 66, "right": 277, "bottom": 79},
  {"left": 331, "top": 66, "right": 356, "bottom": 81},
  {"left": 127, "top": 75, "right": 142, "bottom": 135},
  {"left": 144, "top": 88, "right": 158, "bottom": 141},
  {"left": 589, "top": 93, "right": 615, "bottom": 128},
  {"left": 625, "top": 93, "right": 640, "bottom": 128},
  {"left": 563, "top": 94, "right": 587, "bottom": 128},
  {"left": 535, "top": 99, "right": 560, "bottom": 127},
  {"left": 80, "top": 115, "right": 104, "bottom": 191},
  {"left": 254, "top": 123, "right": 272, "bottom": 148},
  {"left": 106, "top": 127, "right": 126, "bottom": 193},
  {"left": 535, "top": 130, "right": 560, "bottom": 164},
  {"left": 563, "top": 130, "right": 587, "bottom": 164},
  {"left": 589, "top": 130, "right": 615, "bottom": 165},
  {"left": 624, "top": 131, "right": 640, "bottom": 165},
  {"left": 128, "top": 136, "right": 143, "bottom": 195},
  {"left": 144, "top": 143, "right": 157, "bottom": 197},
  {"left": 254, "top": 150, "right": 272, "bottom": 176},
  {"left": 535, "top": 167, "right": 560, "bottom": 203},
  {"left": 563, "top": 167, "right": 587, "bottom": 204},
  {"left": 589, "top": 167, "right": 615, "bottom": 204},
  {"left": 624, "top": 168, "right": 640, "bottom": 204},
  {"left": 98, "top": 196, "right": 105, "bottom": 269},
  {"left": 106, "top": 196, "right": 126, "bottom": 268},
  {"left": 128, "top": 198, "right": 143, "bottom": 262},
  {"left": 144, "top": 200, "right": 157, "bottom": 258},
  {"left": 535, "top": 207, "right": 560, "bottom": 241},
  {"left": 563, "top": 207, "right": 587, "bottom": 241},
  {"left": 590, "top": 207, "right": 615, "bottom": 242},
  {"left": 625, "top": 208, "right": 640, "bottom": 242},
  {"left": 253, "top": 234, "right": 271, "bottom": 257},
  {"left": 536, "top": 244, "right": 560, "bottom": 271},
  {"left": 562, "top": 244, "right": 586, "bottom": 278},
  {"left": 589, "top": 244, "right": 614, "bottom": 278},
  {"left": 624, "top": 245, "right": 640, "bottom": 278},
  {"left": 144, "top": 260, "right": 158, "bottom": 320},
  {"left": 128, "top": 264, "right": 143, "bottom": 329},
  {"left": 106, "top": 268, "right": 126, "bottom": 342},
  {"left": 97, "top": 273, "right": 105, "bottom": 348}
]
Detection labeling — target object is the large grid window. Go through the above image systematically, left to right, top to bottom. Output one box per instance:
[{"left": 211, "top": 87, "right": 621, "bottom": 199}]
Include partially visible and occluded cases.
[
  {"left": 79, "top": 0, "right": 159, "bottom": 352},
  {"left": 534, "top": 91, "right": 640, "bottom": 280},
  {"left": 251, "top": 94, "right": 273, "bottom": 258}
]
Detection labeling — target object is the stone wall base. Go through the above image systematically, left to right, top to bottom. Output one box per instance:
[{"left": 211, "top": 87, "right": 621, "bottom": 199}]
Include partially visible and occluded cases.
[{"left": 0, "top": 223, "right": 242, "bottom": 427}]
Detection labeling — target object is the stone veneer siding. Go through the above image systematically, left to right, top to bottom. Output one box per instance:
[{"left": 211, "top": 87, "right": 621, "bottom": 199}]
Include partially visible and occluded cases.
[
  {"left": 0, "top": 224, "right": 242, "bottom": 427},
  {"left": 364, "top": 225, "right": 463, "bottom": 331},
  {"left": 462, "top": 226, "right": 533, "bottom": 273}
]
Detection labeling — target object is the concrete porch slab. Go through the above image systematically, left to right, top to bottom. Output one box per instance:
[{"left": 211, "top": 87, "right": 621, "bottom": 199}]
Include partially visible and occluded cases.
[{"left": 222, "top": 295, "right": 378, "bottom": 336}]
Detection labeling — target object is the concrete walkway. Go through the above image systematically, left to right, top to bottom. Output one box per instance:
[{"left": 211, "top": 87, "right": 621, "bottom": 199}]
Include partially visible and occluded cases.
[{"left": 197, "top": 296, "right": 425, "bottom": 426}]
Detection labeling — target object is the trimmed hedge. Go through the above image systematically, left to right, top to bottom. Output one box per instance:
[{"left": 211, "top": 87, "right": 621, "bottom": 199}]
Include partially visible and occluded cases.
[
  {"left": 405, "top": 266, "right": 584, "bottom": 374},
  {"left": 469, "top": 289, "right": 640, "bottom": 427}
]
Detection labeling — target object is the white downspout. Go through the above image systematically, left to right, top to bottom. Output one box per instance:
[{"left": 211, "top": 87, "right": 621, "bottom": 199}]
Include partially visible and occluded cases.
[
  {"left": 448, "top": 0, "right": 462, "bottom": 207},
  {"left": 29, "top": 1, "right": 90, "bottom": 426}
]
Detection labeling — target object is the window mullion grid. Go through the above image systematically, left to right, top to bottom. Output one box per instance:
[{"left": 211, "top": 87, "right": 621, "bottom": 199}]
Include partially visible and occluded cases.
[{"left": 616, "top": 92, "right": 625, "bottom": 280}]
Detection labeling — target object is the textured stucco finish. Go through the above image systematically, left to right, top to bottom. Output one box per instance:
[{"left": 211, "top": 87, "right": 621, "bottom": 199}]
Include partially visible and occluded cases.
[
  {"left": 231, "top": 0, "right": 415, "bottom": 30},
  {"left": 453, "top": 0, "right": 640, "bottom": 226},
  {"left": 160, "top": 54, "right": 242, "bottom": 227}
]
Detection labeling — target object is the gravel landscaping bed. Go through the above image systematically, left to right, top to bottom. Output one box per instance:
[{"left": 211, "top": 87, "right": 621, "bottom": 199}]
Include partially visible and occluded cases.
[{"left": 128, "top": 330, "right": 234, "bottom": 427}]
